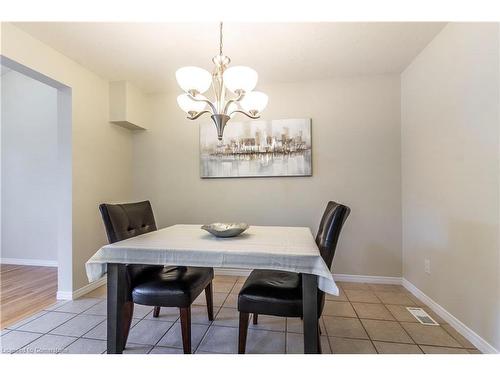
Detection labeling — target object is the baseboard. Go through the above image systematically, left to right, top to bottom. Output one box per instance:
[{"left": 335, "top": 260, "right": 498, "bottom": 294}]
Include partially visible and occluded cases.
[
  {"left": 0, "top": 257, "right": 58, "bottom": 267},
  {"left": 214, "top": 268, "right": 251, "bottom": 277},
  {"left": 213, "top": 269, "right": 404, "bottom": 284},
  {"left": 333, "top": 273, "right": 402, "bottom": 285},
  {"left": 56, "top": 277, "right": 107, "bottom": 301},
  {"left": 402, "top": 278, "right": 498, "bottom": 354},
  {"left": 56, "top": 290, "right": 73, "bottom": 300}
]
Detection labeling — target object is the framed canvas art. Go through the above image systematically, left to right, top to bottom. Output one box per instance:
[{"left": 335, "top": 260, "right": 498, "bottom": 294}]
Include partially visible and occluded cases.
[{"left": 200, "top": 118, "right": 312, "bottom": 178}]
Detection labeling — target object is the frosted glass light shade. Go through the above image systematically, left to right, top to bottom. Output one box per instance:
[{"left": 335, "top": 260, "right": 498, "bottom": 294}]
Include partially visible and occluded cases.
[
  {"left": 176, "top": 66, "right": 212, "bottom": 94},
  {"left": 223, "top": 66, "right": 258, "bottom": 93},
  {"left": 240, "top": 91, "right": 268, "bottom": 113},
  {"left": 177, "top": 94, "right": 207, "bottom": 114}
]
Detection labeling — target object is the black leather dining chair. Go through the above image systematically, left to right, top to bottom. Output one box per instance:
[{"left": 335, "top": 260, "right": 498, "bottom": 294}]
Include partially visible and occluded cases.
[
  {"left": 99, "top": 200, "right": 214, "bottom": 354},
  {"left": 237, "top": 201, "right": 350, "bottom": 354}
]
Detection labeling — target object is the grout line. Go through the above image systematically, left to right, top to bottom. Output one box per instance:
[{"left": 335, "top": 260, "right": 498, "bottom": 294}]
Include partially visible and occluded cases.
[
  {"left": 191, "top": 289, "right": 227, "bottom": 353},
  {"left": 377, "top": 296, "right": 443, "bottom": 347},
  {"left": 11, "top": 299, "right": 107, "bottom": 354},
  {"left": 348, "top": 299, "right": 378, "bottom": 354},
  {"left": 141, "top": 300, "right": 223, "bottom": 353},
  {"left": 342, "top": 300, "right": 411, "bottom": 306},
  {"left": 384, "top": 301, "right": 399, "bottom": 321},
  {"left": 34, "top": 304, "right": 106, "bottom": 354},
  {"left": 194, "top": 309, "right": 219, "bottom": 354},
  {"left": 5, "top": 310, "right": 50, "bottom": 331},
  {"left": 14, "top": 312, "right": 79, "bottom": 335},
  {"left": 126, "top": 312, "right": 173, "bottom": 350},
  {"left": 324, "top": 314, "right": 398, "bottom": 322},
  {"left": 320, "top": 317, "right": 332, "bottom": 354},
  {"left": 284, "top": 318, "right": 288, "bottom": 353},
  {"left": 150, "top": 320, "right": 177, "bottom": 351},
  {"left": 5, "top": 332, "right": 44, "bottom": 354},
  {"left": 324, "top": 334, "right": 473, "bottom": 351},
  {"left": 415, "top": 343, "right": 471, "bottom": 353}
]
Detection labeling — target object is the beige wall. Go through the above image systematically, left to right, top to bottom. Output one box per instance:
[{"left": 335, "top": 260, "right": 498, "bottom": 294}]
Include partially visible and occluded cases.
[
  {"left": 1, "top": 23, "right": 134, "bottom": 291},
  {"left": 401, "top": 23, "right": 500, "bottom": 350},
  {"left": 133, "top": 75, "right": 402, "bottom": 277}
]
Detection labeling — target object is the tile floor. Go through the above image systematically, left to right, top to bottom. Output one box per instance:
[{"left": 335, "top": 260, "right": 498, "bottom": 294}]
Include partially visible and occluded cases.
[{"left": 0, "top": 276, "right": 481, "bottom": 354}]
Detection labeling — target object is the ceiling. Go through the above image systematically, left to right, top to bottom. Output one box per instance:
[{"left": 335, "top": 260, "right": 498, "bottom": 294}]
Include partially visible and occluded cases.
[{"left": 13, "top": 22, "right": 446, "bottom": 94}]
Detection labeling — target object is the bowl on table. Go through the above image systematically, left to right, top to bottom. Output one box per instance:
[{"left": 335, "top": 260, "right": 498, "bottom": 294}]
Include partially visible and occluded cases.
[{"left": 201, "top": 223, "right": 249, "bottom": 238}]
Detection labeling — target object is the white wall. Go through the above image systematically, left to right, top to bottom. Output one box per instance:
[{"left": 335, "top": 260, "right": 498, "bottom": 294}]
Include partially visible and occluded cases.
[
  {"left": 1, "top": 23, "right": 135, "bottom": 292},
  {"left": 401, "top": 23, "right": 500, "bottom": 351},
  {"left": 1, "top": 69, "right": 58, "bottom": 264},
  {"left": 133, "top": 75, "right": 402, "bottom": 277}
]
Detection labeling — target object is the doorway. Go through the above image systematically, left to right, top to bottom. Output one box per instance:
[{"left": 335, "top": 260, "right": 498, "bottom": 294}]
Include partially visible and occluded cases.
[{"left": 0, "top": 56, "right": 72, "bottom": 327}]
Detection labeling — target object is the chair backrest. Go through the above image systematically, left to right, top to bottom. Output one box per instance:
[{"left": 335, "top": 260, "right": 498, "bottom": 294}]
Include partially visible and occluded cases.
[
  {"left": 99, "top": 200, "right": 157, "bottom": 244},
  {"left": 315, "top": 201, "right": 351, "bottom": 269}
]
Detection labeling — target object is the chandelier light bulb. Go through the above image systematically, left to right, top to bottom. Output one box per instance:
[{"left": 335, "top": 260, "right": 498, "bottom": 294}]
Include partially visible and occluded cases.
[
  {"left": 175, "top": 66, "right": 212, "bottom": 94},
  {"left": 223, "top": 66, "right": 258, "bottom": 94},
  {"left": 240, "top": 91, "right": 268, "bottom": 114},
  {"left": 177, "top": 94, "right": 207, "bottom": 114}
]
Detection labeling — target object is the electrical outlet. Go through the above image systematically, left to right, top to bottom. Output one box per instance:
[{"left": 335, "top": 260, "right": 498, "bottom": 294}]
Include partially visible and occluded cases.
[{"left": 424, "top": 258, "right": 431, "bottom": 274}]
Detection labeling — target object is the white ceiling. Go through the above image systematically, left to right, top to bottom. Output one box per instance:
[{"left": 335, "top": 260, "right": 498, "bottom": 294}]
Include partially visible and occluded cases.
[{"left": 14, "top": 22, "right": 446, "bottom": 94}]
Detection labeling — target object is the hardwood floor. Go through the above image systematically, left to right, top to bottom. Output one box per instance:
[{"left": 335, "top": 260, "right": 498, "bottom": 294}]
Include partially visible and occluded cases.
[{"left": 0, "top": 264, "right": 57, "bottom": 329}]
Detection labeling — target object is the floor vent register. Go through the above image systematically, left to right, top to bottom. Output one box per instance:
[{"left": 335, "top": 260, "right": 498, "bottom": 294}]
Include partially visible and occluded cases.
[{"left": 406, "top": 307, "right": 439, "bottom": 325}]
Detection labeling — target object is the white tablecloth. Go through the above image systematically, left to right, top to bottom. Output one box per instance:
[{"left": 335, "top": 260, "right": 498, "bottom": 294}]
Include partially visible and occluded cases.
[{"left": 85, "top": 224, "right": 339, "bottom": 295}]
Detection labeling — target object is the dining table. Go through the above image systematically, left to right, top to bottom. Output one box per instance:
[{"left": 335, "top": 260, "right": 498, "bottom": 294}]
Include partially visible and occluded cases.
[{"left": 85, "top": 224, "right": 339, "bottom": 354}]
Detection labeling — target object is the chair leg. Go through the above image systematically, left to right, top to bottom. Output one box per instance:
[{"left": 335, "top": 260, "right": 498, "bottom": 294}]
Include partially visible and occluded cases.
[
  {"left": 205, "top": 282, "right": 214, "bottom": 321},
  {"left": 153, "top": 306, "right": 161, "bottom": 318},
  {"left": 179, "top": 307, "right": 192, "bottom": 354},
  {"left": 238, "top": 312, "right": 250, "bottom": 354},
  {"left": 253, "top": 313, "right": 258, "bottom": 325}
]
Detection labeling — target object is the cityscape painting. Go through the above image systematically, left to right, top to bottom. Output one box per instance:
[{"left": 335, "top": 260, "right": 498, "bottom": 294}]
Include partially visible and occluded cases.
[{"left": 200, "top": 118, "right": 312, "bottom": 178}]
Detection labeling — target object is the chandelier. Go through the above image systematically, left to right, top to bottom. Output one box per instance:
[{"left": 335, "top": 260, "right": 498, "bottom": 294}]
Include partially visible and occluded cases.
[{"left": 176, "top": 22, "right": 268, "bottom": 141}]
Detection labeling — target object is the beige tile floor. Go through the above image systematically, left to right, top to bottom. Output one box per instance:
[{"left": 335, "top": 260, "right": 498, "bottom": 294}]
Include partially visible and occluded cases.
[{"left": 0, "top": 275, "right": 481, "bottom": 354}]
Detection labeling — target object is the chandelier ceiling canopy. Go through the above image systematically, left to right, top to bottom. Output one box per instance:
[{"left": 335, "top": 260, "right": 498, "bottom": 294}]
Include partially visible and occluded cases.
[{"left": 175, "top": 23, "right": 268, "bottom": 140}]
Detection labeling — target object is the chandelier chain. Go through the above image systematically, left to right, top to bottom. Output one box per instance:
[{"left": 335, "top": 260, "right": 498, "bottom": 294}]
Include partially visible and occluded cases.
[{"left": 219, "top": 22, "right": 223, "bottom": 56}]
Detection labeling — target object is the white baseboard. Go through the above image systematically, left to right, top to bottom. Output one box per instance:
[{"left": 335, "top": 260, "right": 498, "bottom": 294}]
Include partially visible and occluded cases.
[
  {"left": 0, "top": 257, "right": 58, "bottom": 267},
  {"left": 214, "top": 268, "right": 251, "bottom": 277},
  {"left": 213, "top": 269, "right": 404, "bottom": 284},
  {"left": 333, "top": 273, "right": 402, "bottom": 285},
  {"left": 57, "top": 277, "right": 106, "bottom": 301},
  {"left": 402, "top": 278, "right": 498, "bottom": 354},
  {"left": 56, "top": 290, "right": 73, "bottom": 300}
]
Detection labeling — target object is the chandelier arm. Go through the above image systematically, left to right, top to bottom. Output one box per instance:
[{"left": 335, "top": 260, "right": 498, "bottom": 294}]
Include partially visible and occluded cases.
[
  {"left": 223, "top": 92, "right": 245, "bottom": 114},
  {"left": 187, "top": 94, "right": 217, "bottom": 114},
  {"left": 187, "top": 110, "right": 212, "bottom": 120},
  {"left": 230, "top": 110, "right": 260, "bottom": 119}
]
